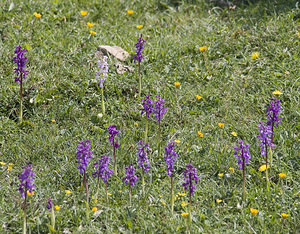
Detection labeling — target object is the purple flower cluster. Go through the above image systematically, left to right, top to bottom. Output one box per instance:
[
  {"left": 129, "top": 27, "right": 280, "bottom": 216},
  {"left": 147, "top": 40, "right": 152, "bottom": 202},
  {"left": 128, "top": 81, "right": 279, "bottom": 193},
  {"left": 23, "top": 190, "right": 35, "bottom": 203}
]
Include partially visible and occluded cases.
[
  {"left": 134, "top": 34, "right": 146, "bottom": 62},
  {"left": 13, "top": 46, "right": 29, "bottom": 83},
  {"left": 95, "top": 56, "right": 109, "bottom": 87},
  {"left": 140, "top": 93, "right": 154, "bottom": 119},
  {"left": 153, "top": 96, "right": 167, "bottom": 123},
  {"left": 266, "top": 97, "right": 282, "bottom": 127},
  {"left": 257, "top": 122, "right": 275, "bottom": 156},
  {"left": 108, "top": 125, "right": 119, "bottom": 149},
  {"left": 76, "top": 140, "right": 92, "bottom": 174},
  {"left": 137, "top": 140, "right": 150, "bottom": 173},
  {"left": 233, "top": 140, "right": 251, "bottom": 170},
  {"left": 164, "top": 141, "right": 178, "bottom": 176},
  {"left": 92, "top": 155, "right": 113, "bottom": 183},
  {"left": 19, "top": 164, "right": 35, "bottom": 197},
  {"left": 123, "top": 164, "right": 138, "bottom": 187},
  {"left": 182, "top": 164, "right": 200, "bottom": 196},
  {"left": 47, "top": 197, "right": 53, "bottom": 210}
]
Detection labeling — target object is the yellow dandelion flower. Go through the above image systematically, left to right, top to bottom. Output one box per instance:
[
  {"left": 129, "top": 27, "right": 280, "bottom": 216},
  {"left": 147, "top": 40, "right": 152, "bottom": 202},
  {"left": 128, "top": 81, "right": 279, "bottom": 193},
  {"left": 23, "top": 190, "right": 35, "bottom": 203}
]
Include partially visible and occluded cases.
[
  {"left": 127, "top": 10, "right": 134, "bottom": 15},
  {"left": 80, "top": 11, "right": 87, "bottom": 16},
  {"left": 34, "top": 12, "right": 42, "bottom": 18},
  {"left": 87, "top": 22, "right": 94, "bottom": 28},
  {"left": 136, "top": 25, "right": 143, "bottom": 29},
  {"left": 90, "top": 30, "right": 96, "bottom": 36},
  {"left": 199, "top": 46, "right": 207, "bottom": 52},
  {"left": 251, "top": 52, "right": 259, "bottom": 60},
  {"left": 174, "top": 82, "right": 181, "bottom": 87},
  {"left": 272, "top": 90, "right": 282, "bottom": 95},
  {"left": 196, "top": 95, "right": 202, "bottom": 100},
  {"left": 51, "top": 119, "right": 56, "bottom": 123},
  {"left": 218, "top": 123, "right": 225, "bottom": 128},
  {"left": 197, "top": 131, "right": 204, "bottom": 138},
  {"left": 231, "top": 132, "right": 237, "bottom": 137},
  {"left": 175, "top": 139, "right": 181, "bottom": 143},
  {"left": 0, "top": 162, "right": 6, "bottom": 166},
  {"left": 8, "top": 163, "right": 13, "bottom": 171},
  {"left": 258, "top": 164, "right": 270, "bottom": 172},
  {"left": 229, "top": 167, "right": 235, "bottom": 173},
  {"left": 218, "top": 173, "right": 223, "bottom": 177},
  {"left": 278, "top": 173, "right": 286, "bottom": 178},
  {"left": 65, "top": 190, "right": 72, "bottom": 195},
  {"left": 119, "top": 190, "right": 123, "bottom": 193},
  {"left": 27, "top": 191, "right": 35, "bottom": 196},
  {"left": 107, "top": 192, "right": 112, "bottom": 196},
  {"left": 178, "top": 192, "right": 186, "bottom": 197},
  {"left": 216, "top": 199, "right": 222, "bottom": 204},
  {"left": 160, "top": 200, "right": 166, "bottom": 206},
  {"left": 181, "top": 201, "right": 188, "bottom": 207},
  {"left": 54, "top": 205, "right": 61, "bottom": 210},
  {"left": 92, "top": 207, "right": 98, "bottom": 212},
  {"left": 250, "top": 208, "right": 258, "bottom": 215},
  {"left": 181, "top": 212, "right": 189, "bottom": 217},
  {"left": 281, "top": 213, "right": 289, "bottom": 219}
]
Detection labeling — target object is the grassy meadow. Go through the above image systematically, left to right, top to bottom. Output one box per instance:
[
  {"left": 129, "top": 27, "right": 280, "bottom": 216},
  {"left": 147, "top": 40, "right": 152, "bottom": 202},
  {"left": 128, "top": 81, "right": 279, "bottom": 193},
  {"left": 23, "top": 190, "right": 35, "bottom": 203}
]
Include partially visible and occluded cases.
[{"left": 0, "top": 0, "right": 299, "bottom": 233}]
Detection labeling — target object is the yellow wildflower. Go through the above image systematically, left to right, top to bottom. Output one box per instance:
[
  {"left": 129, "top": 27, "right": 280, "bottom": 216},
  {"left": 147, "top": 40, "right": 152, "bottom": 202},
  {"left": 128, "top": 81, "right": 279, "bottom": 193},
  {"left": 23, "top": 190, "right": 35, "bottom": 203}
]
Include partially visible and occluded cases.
[
  {"left": 127, "top": 10, "right": 134, "bottom": 15},
  {"left": 80, "top": 11, "right": 87, "bottom": 16},
  {"left": 34, "top": 12, "right": 42, "bottom": 18},
  {"left": 87, "top": 22, "right": 94, "bottom": 28},
  {"left": 136, "top": 25, "right": 143, "bottom": 29},
  {"left": 90, "top": 30, "right": 96, "bottom": 36},
  {"left": 199, "top": 46, "right": 207, "bottom": 52},
  {"left": 251, "top": 52, "right": 259, "bottom": 60},
  {"left": 174, "top": 82, "right": 181, "bottom": 87},
  {"left": 272, "top": 90, "right": 282, "bottom": 95},
  {"left": 196, "top": 95, "right": 202, "bottom": 100},
  {"left": 51, "top": 119, "right": 56, "bottom": 123},
  {"left": 134, "top": 122, "right": 139, "bottom": 127},
  {"left": 218, "top": 123, "right": 225, "bottom": 128},
  {"left": 197, "top": 131, "right": 204, "bottom": 138},
  {"left": 231, "top": 132, "right": 237, "bottom": 137},
  {"left": 175, "top": 139, "right": 181, "bottom": 143},
  {"left": 0, "top": 162, "right": 6, "bottom": 166},
  {"left": 8, "top": 163, "right": 13, "bottom": 171},
  {"left": 258, "top": 164, "right": 270, "bottom": 172},
  {"left": 229, "top": 168, "right": 235, "bottom": 173},
  {"left": 218, "top": 173, "right": 223, "bottom": 177},
  {"left": 278, "top": 173, "right": 286, "bottom": 178},
  {"left": 65, "top": 190, "right": 72, "bottom": 195},
  {"left": 119, "top": 190, "right": 122, "bottom": 193},
  {"left": 27, "top": 191, "right": 35, "bottom": 196},
  {"left": 107, "top": 192, "right": 112, "bottom": 196},
  {"left": 178, "top": 192, "right": 186, "bottom": 197},
  {"left": 216, "top": 199, "right": 222, "bottom": 204},
  {"left": 160, "top": 200, "right": 166, "bottom": 206},
  {"left": 181, "top": 201, "right": 188, "bottom": 207},
  {"left": 54, "top": 205, "right": 61, "bottom": 210},
  {"left": 92, "top": 207, "right": 98, "bottom": 212},
  {"left": 250, "top": 208, "right": 258, "bottom": 216},
  {"left": 181, "top": 212, "right": 189, "bottom": 217},
  {"left": 281, "top": 213, "right": 289, "bottom": 219}
]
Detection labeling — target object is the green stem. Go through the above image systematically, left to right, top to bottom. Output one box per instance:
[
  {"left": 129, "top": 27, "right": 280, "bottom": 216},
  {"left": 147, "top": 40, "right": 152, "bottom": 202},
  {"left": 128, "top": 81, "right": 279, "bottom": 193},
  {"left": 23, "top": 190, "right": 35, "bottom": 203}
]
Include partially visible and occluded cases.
[
  {"left": 203, "top": 52, "right": 211, "bottom": 74},
  {"left": 138, "top": 61, "right": 141, "bottom": 98},
  {"left": 20, "top": 73, "right": 23, "bottom": 123},
  {"left": 101, "top": 86, "right": 105, "bottom": 115},
  {"left": 145, "top": 117, "right": 148, "bottom": 143},
  {"left": 157, "top": 122, "right": 161, "bottom": 158},
  {"left": 113, "top": 143, "right": 117, "bottom": 176},
  {"left": 265, "top": 143, "right": 269, "bottom": 190},
  {"left": 242, "top": 166, "right": 246, "bottom": 201},
  {"left": 142, "top": 169, "right": 145, "bottom": 197},
  {"left": 83, "top": 171, "right": 89, "bottom": 205},
  {"left": 171, "top": 175, "right": 174, "bottom": 214},
  {"left": 95, "top": 176, "right": 100, "bottom": 202},
  {"left": 105, "top": 182, "right": 108, "bottom": 203},
  {"left": 129, "top": 185, "right": 131, "bottom": 206},
  {"left": 23, "top": 190, "right": 27, "bottom": 234},
  {"left": 188, "top": 192, "right": 192, "bottom": 224},
  {"left": 51, "top": 207, "right": 55, "bottom": 231}
]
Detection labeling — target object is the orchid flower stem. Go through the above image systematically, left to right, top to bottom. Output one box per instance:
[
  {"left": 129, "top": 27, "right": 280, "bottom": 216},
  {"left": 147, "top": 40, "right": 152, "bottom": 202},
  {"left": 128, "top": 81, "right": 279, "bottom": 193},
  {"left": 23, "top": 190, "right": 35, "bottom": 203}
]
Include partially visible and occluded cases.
[
  {"left": 138, "top": 61, "right": 141, "bottom": 98},
  {"left": 19, "top": 74, "right": 23, "bottom": 123},
  {"left": 101, "top": 86, "right": 105, "bottom": 115},
  {"left": 145, "top": 117, "right": 148, "bottom": 143},
  {"left": 157, "top": 122, "right": 161, "bottom": 157},
  {"left": 142, "top": 170, "right": 145, "bottom": 197},
  {"left": 170, "top": 175, "right": 174, "bottom": 214},
  {"left": 23, "top": 191, "right": 27, "bottom": 234},
  {"left": 188, "top": 192, "right": 192, "bottom": 224}
]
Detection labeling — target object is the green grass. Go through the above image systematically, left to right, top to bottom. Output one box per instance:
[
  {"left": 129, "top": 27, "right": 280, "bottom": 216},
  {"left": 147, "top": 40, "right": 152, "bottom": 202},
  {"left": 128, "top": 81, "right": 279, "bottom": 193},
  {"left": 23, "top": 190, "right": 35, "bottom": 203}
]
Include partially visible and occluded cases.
[{"left": 0, "top": 0, "right": 299, "bottom": 232}]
